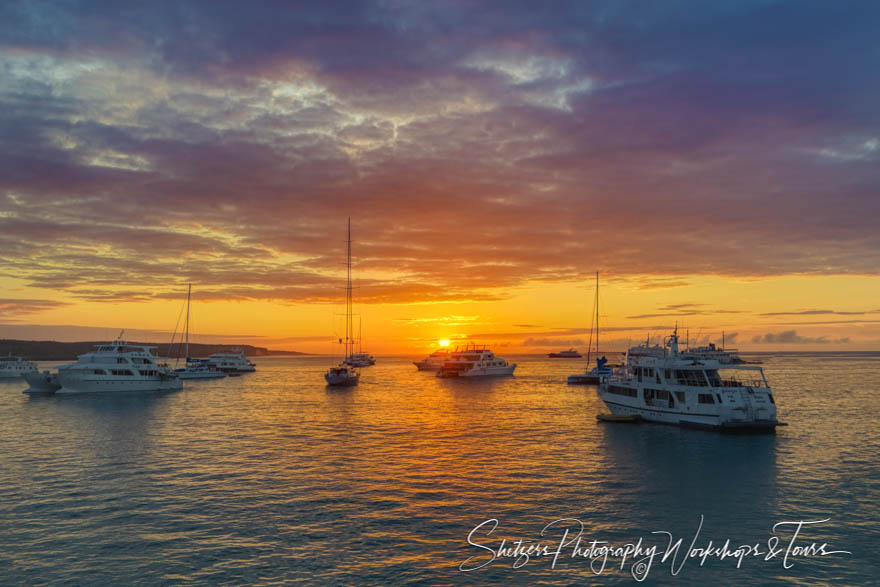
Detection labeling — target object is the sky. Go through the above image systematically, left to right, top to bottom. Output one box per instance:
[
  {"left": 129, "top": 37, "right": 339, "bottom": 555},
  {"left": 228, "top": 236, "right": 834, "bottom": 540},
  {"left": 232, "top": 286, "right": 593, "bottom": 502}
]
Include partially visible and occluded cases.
[{"left": 1, "top": 0, "right": 879, "bottom": 354}]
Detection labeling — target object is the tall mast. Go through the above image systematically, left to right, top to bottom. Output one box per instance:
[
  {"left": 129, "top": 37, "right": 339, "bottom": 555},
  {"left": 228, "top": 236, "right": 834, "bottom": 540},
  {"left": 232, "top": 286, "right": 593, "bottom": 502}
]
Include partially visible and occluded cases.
[
  {"left": 346, "top": 217, "right": 353, "bottom": 358},
  {"left": 595, "top": 271, "right": 599, "bottom": 356},
  {"left": 184, "top": 283, "right": 191, "bottom": 359}
]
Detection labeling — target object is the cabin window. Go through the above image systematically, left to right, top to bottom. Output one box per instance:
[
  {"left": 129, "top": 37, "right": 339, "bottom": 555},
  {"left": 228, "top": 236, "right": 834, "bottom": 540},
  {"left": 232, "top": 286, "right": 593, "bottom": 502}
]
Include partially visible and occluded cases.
[
  {"left": 93, "top": 369, "right": 106, "bottom": 375},
  {"left": 665, "top": 369, "right": 671, "bottom": 380},
  {"left": 705, "top": 369, "right": 723, "bottom": 387},
  {"left": 608, "top": 385, "right": 637, "bottom": 398},
  {"left": 675, "top": 391, "right": 685, "bottom": 403},
  {"left": 698, "top": 393, "right": 716, "bottom": 404},
  {"left": 716, "top": 394, "right": 723, "bottom": 403}
]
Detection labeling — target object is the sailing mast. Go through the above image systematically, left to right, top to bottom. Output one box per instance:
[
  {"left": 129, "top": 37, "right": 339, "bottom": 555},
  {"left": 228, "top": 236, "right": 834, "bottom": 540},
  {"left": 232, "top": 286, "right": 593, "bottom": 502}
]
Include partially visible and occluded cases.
[
  {"left": 345, "top": 218, "right": 353, "bottom": 359},
  {"left": 595, "top": 271, "right": 599, "bottom": 360},
  {"left": 184, "top": 283, "right": 191, "bottom": 360}
]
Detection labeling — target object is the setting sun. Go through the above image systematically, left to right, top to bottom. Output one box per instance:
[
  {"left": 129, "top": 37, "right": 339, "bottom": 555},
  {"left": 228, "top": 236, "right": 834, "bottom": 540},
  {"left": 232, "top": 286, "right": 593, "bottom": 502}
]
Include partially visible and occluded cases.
[{"left": 438, "top": 340, "right": 450, "bottom": 348}]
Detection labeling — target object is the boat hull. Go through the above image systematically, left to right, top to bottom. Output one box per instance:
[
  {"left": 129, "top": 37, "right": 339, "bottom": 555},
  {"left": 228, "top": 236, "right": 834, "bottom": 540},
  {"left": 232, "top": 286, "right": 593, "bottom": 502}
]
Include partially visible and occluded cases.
[
  {"left": 414, "top": 361, "right": 442, "bottom": 371},
  {"left": 439, "top": 365, "right": 516, "bottom": 378},
  {"left": 23, "top": 371, "right": 61, "bottom": 394},
  {"left": 56, "top": 371, "right": 183, "bottom": 394},
  {"left": 175, "top": 371, "right": 227, "bottom": 380},
  {"left": 324, "top": 372, "right": 360, "bottom": 386},
  {"left": 567, "top": 374, "right": 602, "bottom": 385},
  {"left": 600, "top": 397, "right": 781, "bottom": 434}
]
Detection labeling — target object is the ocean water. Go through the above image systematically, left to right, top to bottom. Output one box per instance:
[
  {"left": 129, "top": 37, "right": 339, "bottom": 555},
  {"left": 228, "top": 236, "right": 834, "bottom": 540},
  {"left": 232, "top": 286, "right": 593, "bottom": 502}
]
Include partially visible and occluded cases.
[{"left": 1, "top": 353, "right": 878, "bottom": 585}]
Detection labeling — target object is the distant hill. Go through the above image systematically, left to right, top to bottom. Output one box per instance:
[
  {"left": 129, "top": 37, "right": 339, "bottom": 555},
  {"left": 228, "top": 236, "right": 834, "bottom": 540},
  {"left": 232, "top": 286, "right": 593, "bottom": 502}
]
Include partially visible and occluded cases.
[{"left": 0, "top": 339, "right": 309, "bottom": 361}]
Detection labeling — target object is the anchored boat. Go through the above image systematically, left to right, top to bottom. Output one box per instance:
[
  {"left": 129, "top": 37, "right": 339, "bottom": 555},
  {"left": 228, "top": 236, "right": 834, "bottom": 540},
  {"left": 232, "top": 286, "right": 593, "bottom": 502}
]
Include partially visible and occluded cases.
[{"left": 598, "top": 327, "right": 784, "bottom": 433}]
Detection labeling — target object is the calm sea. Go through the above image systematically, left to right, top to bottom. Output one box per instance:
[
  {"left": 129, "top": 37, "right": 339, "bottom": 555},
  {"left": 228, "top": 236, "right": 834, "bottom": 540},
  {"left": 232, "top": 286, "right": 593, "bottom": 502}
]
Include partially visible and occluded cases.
[{"left": 1, "top": 353, "right": 877, "bottom": 585}]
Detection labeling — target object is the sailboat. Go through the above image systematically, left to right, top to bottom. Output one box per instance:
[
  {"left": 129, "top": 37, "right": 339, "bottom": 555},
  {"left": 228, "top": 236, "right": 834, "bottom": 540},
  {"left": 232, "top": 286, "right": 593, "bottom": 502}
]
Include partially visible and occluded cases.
[
  {"left": 325, "top": 219, "right": 361, "bottom": 387},
  {"left": 567, "top": 272, "right": 612, "bottom": 385},
  {"left": 174, "top": 284, "right": 227, "bottom": 380},
  {"left": 344, "top": 317, "right": 376, "bottom": 367}
]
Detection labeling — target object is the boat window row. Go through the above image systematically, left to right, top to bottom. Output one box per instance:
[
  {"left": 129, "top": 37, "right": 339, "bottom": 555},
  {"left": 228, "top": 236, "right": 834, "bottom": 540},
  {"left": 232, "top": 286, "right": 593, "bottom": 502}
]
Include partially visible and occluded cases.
[
  {"left": 109, "top": 369, "right": 135, "bottom": 376},
  {"left": 607, "top": 385, "right": 637, "bottom": 397},
  {"left": 698, "top": 393, "right": 716, "bottom": 404}
]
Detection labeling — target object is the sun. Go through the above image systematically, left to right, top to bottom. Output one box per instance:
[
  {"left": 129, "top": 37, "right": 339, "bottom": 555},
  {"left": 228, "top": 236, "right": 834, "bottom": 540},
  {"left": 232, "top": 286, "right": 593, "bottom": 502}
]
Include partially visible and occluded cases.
[{"left": 438, "top": 339, "right": 450, "bottom": 347}]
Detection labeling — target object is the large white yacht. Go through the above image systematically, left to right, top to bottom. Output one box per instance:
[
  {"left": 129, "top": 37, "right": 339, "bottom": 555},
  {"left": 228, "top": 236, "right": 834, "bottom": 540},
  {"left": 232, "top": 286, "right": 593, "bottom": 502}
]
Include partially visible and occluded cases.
[
  {"left": 598, "top": 328, "right": 783, "bottom": 433},
  {"left": 55, "top": 342, "right": 182, "bottom": 394},
  {"left": 436, "top": 344, "right": 516, "bottom": 378},
  {"left": 413, "top": 349, "right": 450, "bottom": 371},
  {"left": 207, "top": 350, "right": 256, "bottom": 373},
  {"left": 0, "top": 355, "right": 37, "bottom": 379}
]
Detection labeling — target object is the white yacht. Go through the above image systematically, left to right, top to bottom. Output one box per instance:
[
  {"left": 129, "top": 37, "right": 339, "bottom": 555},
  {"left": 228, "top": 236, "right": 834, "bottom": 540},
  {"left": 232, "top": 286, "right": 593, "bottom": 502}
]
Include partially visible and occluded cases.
[
  {"left": 325, "top": 218, "right": 360, "bottom": 387},
  {"left": 598, "top": 328, "right": 783, "bottom": 433},
  {"left": 55, "top": 342, "right": 182, "bottom": 394},
  {"left": 683, "top": 342, "right": 757, "bottom": 364},
  {"left": 436, "top": 344, "right": 516, "bottom": 378},
  {"left": 413, "top": 349, "right": 450, "bottom": 371},
  {"left": 207, "top": 350, "right": 256, "bottom": 373},
  {"left": 344, "top": 352, "right": 375, "bottom": 367},
  {"left": 0, "top": 355, "right": 37, "bottom": 379}
]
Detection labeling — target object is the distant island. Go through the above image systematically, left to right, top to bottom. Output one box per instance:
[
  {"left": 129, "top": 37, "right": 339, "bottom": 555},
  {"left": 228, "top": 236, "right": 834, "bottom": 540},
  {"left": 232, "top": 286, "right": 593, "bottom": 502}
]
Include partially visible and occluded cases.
[{"left": 0, "top": 339, "right": 309, "bottom": 361}]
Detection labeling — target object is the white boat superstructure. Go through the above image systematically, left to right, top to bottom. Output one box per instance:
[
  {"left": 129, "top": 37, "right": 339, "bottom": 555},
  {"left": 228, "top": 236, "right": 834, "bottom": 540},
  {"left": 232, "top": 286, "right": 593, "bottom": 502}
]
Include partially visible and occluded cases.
[
  {"left": 598, "top": 328, "right": 783, "bottom": 433},
  {"left": 55, "top": 342, "right": 182, "bottom": 394},
  {"left": 437, "top": 344, "right": 516, "bottom": 378},
  {"left": 414, "top": 349, "right": 450, "bottom": 371},
  {"left": 208, "top": 351, "right": 256, "bottom": 373},
  {"left": 0, "top": 355, "right": 37, "bottom": 379}
]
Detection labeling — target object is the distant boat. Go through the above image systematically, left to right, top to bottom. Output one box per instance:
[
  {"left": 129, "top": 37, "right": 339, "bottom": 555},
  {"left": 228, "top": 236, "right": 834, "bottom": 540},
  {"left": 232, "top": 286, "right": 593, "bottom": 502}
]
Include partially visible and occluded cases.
[
  {"left": 325, "top": 218, "right": 360, "bottom": 387},
  {"left": 568, "top": 272, "right": 612, "bottom": 385},
  {"left": 174, "top": 284, "right": 227, "bottom": 380},
  {"left": 344, "top": 317, "right": 376, "bottom": 367},
  {"left": 436, "top": 343, "right": 516, "bottom": 378},
  {"left": 548, "top": 348, "right": 582, "bottom": 358},
  {"left": 413, "top": 349, "right": 450, "bottom": 371},
  {"left": 207, "top": 350, "right": 256, "bottom": 374},
  {"left": 0, "top": 355, "right": 37, "bottom": 379}
]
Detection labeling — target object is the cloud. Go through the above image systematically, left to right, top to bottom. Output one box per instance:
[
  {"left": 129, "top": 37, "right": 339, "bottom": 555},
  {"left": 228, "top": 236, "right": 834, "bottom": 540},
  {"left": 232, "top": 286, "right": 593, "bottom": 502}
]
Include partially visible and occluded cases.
[
  {"left": 0, "top": 1, "right": 879, "bottom": 307},
  {"left": 0, "top": 298, "right": 69, "bottom": 317},
  {"left": 759, "top": 309, "right": 876, "bottom": 316},
  {"left": 750, "top": 330, "right": 851, "bottom": 344},
  {"left": 522, "top": 337, "right": 586, "bottom": 347}
]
